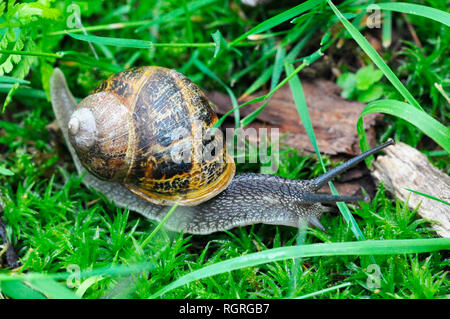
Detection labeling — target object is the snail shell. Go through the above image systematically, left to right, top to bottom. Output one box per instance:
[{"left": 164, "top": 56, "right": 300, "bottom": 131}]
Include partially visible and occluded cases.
[{"left": 67, "top": 67, "right": 235, "bottom": 206}]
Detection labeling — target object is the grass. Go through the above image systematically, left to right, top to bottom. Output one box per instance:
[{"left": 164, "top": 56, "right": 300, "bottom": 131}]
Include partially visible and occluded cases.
[{"left": 0, "top": 0, "right": 449, "bottom": 299}]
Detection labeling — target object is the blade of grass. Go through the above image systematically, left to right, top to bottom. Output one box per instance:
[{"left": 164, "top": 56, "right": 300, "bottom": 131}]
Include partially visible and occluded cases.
[
  {"left": 229, "top": 0, "right": 323, "bottom": 46},
  {"left": 327, "top": 0, "right": 421, "bottom": 110},
  {"left": 375, "top": 2, "right": 450, "bottom": 27},
  {"left": 382, "top": 7, "right": 392, "bottom": 48},
  {"left": 47, "top": 20, "right": 152, "bottom": 36},
  {"left": 285, "top": 31, "right": 313, "bottom": 62},
  {"left": 68, "top": 33, "right": 216, "bottom": 49},
  {"left": 271, "top": 46, "right": 287, "bottom": 90},
  {"left": 0, "top": 49, "right": 62, "bottom": 59},
  {"left": 124, "top": 51, "right": 142, "bottom": 69},
  {"left": 230, "top": 53, "right": 275, "bottom": 85},
  {"left": 285, "top": 62, "right": 366, "bottom": 242},
  {"left": 284, "top": 63, "right": 323, "bottom": 167},
  {"left": 241, "top": 66, "right": 273, "bottom": 97},
  {"left": 0, "top": 76, "right": 30, "bottom": 85},
  {"left": 0, "top": 84, "right": 47, "bottom": 100},
  {"left": 214, "top": 95, "right": 266, "bottom": 129},
  {"left": 357, "top": 99, "right": 450, "bottom": 165},
  {"left": 423, "top": 150, "right": 448, "bottom": 157},
  {"left": 0, "top": 167, "right": 14, "bottom": 176},
  {"left": 329, "top": 183, "right": 365, "bottom": 241},
  {"left": 405, "top": 189, "right": 450, "bottom": 206},
  {"left": 140, "top": 203, "right": 179, "bottom": 249},
  {"left": 287, "top": 220, "right": 308, "bottom": 297},
  {"left": 150, "top": 238, "right": 450, "bottom": 298},
  {"left": 0, "top": 262, "right": 155, "bottom": 282},
  {"left": 75, "top": 276, "right": 105, "bottom": 298},
  {"left": 27, "top": 277, "right": 80, "bottom": 299},
  {"left": 0, "top": 281, "right": 47, "bottom": 299},
  {"left": 295, "top": 282, "right": 352, "bottom": 299}
]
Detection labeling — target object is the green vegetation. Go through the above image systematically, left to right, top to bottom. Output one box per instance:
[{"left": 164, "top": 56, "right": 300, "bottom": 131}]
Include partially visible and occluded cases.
[
  {"left": 0, "top": 0, "right": 449, "bottom": 299},
  {"left": 337, "top": 64, "right": 385, "bottom": 102}
]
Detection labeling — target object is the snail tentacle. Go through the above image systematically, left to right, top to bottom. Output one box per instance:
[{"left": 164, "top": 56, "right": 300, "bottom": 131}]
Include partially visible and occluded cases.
[{"left": 311, "top": 139, "right": 395, "bottom": 190}]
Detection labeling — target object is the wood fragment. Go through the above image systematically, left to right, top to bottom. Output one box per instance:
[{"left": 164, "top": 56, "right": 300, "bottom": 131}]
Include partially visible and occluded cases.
[{"left": 371, "top": 142, "right": 450, "bottom": 237}]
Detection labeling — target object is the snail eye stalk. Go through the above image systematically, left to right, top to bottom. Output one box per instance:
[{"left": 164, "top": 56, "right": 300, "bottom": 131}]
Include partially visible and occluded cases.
[{"left": 311, "top": 139, "right": 395, "bottom": 190}]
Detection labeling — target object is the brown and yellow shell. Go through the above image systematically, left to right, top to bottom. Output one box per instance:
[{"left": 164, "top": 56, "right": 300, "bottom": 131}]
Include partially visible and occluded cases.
[{"left": 71, "top": 66, "right": 235, "bottom": 206}]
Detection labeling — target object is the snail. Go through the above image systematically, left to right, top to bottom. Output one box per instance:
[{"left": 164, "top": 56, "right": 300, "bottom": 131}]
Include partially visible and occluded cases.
[{"left": 50, "top": 66, "right": 394, "bottom": 235}]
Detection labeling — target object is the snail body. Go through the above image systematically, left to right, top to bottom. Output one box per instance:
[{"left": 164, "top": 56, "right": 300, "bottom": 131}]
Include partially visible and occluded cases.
[{"left": 50, "top": 67, "right": 393, "bottom": 234}]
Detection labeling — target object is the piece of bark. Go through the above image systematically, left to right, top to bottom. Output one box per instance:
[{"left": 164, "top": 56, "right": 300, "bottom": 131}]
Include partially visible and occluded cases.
[
  {"left": 206, "top": 79, "right": 382, "bottom": 156},
  {"left": 371, "top": 142, "right": 450, "bottom": 238}
]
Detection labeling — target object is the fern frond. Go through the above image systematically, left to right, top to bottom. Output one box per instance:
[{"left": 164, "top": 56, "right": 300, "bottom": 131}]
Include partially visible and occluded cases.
[
  {"left": 0, "top": 0, "right": 62, "bottom": 110},
  {"left": 12, "top": 39, "right": 37, "bottom": 79}
]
